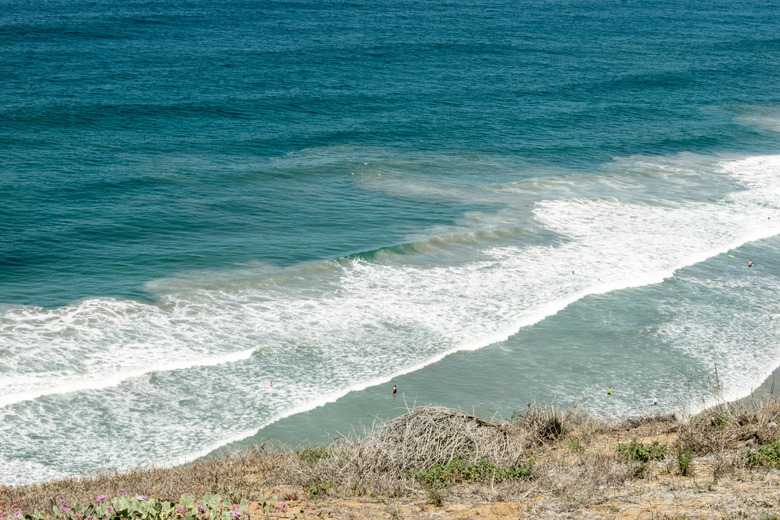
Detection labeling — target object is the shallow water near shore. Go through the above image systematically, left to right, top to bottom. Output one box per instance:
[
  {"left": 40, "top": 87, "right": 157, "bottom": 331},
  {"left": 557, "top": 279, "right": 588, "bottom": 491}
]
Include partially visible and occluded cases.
[
  {"left": 2, "top": 0, "right": 780, "bottom": 485},
  {"left": 246, "top": 235, "right": 780, "bottom": 448}
]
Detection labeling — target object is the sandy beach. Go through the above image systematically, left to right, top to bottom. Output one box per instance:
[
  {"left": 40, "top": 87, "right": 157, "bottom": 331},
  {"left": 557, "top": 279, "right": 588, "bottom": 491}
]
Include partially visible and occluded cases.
[{"left": 745, "top": 366, "right": 780, "bottom": 402}]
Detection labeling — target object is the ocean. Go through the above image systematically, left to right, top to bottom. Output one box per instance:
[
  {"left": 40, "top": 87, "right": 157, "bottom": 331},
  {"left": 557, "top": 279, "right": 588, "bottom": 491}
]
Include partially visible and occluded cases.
[{"left": 1, "top": 0, "right": 779, "bottom": 485}]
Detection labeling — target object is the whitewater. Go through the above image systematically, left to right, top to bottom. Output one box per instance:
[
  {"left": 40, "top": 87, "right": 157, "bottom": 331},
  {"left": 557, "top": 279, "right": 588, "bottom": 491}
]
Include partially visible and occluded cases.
[
  {"left": 2, "top": 0, "right": 780, "bottom": 487},
  {"left": 2, "top": 149, "right": 779, "bottom": 484}
]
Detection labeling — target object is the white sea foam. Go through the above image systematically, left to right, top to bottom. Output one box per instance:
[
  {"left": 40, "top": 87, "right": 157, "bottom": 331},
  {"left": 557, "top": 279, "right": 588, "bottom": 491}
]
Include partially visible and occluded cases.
[
  {"left": 2, "top": 151, "right": 779, "bottom": 484},
  {"left": 657, "top": 273, "right": 780, "bottom": 409},
  {"left": 0, "top": 297, "right": 258, "bottom": 407},
  {"left": 0, "top": 454, "right": 70, "bottom": 487}
]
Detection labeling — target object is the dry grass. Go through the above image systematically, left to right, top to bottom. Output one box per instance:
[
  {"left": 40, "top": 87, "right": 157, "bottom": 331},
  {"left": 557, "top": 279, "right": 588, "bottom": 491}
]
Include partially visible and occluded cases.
[
  {"left": 4, "top": 398, "right": 780, "bottom": 519},
  {"left": 678, "top": 398, "right": 780, "bottom": 453},
  {"left": 282, "top": 406, "right": 526, "bottom": 497},
  {"left": 0, "top": 446, "right": 289, "bottom": 512}
]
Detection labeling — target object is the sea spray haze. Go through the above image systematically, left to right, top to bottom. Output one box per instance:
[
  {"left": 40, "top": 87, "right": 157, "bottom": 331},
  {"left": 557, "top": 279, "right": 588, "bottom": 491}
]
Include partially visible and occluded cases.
[{"left": 1, "top": 0, "right": 779, "bottom": 484}]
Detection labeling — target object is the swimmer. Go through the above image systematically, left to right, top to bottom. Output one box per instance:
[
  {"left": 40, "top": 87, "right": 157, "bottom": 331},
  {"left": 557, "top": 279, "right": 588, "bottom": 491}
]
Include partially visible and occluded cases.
[
  {"left": 748, "top": 260, "right": 754, "bottom": 268},
  {"left": 392, "top": 385, "right": 397, "bottom": 395},
  {"left": 607, "top": 387, "right": 612, "bottom": 396}
]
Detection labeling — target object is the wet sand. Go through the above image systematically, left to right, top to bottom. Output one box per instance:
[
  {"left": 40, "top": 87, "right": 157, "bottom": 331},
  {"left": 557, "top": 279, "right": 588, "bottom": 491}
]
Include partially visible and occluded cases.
[{"left": 739, "top": 365, "right": 780, "bottom": 405}]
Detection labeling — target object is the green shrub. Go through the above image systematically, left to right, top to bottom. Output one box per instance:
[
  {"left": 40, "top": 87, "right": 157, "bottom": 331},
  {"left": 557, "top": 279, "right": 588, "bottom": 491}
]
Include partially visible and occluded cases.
[
  {"left": 744, "top": 439, "right": 780, "bottom": 468},
  {"left": 617, "top": 440, "right": 667, "bottom": 462},
  {"left": 298, "top": 446, "right": 332, "bottom": 465},
  {"left": 677, "top": 447, "right": 694, "bottom": 476},
  {"left": 410, "top": 456, "right": 533, "bottom": 488},
  {"left": 632, "top": 462, "right": 650, "bottom": 479},
  {"left": 304, "top": 478, "right": 334, "bottom": 499},
  {"left": 425, "top": 488, "right": 443, "bottom": 506},
  {"left": 11, "top": 492, "right": 261, "bottom": 520}
]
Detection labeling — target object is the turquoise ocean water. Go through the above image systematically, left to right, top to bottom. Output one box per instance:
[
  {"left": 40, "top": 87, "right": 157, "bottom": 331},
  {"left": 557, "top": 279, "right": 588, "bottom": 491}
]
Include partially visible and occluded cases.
[{"left": 1, "top": 0, "right": 780, "bottom": 484}]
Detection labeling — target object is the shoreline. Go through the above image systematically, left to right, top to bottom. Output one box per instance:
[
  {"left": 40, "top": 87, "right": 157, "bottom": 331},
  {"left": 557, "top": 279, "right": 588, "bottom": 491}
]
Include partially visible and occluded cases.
[
  {"left": 3, "top": 355, "right": 779, "bottom": 490},
  {"left": 737, "top": 364, "right": 780, "bottom": 407},
  {"left": 5, "top": 366, "right": 778, "bottom": 489},
  {"left": 5, "top": 394, "right": 780, "bottom": 520}
]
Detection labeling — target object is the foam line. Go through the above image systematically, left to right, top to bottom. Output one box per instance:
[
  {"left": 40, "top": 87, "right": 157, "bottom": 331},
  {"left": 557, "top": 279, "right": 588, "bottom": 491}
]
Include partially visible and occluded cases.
[
  {"left": 2, "top": 152, "right": 780, "bottom": 485},
  {"left": 155, "top": 247, "right": 771, "bottom": 465},
  {"left": 0, "top": 347, "right": 256, "bottom": 408}
]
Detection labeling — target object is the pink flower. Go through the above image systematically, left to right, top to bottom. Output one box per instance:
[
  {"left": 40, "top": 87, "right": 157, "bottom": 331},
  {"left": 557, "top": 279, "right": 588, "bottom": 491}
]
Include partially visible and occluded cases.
[
  {"left": 118, "top": 489, "right": 128, "bottom": 496},
  {"left": 96, "top": 495, "right": 106, "bottom": 503},
  {"left": 138, "top": 495, "right": 147, "bottom": 501},
  {"left": 276, "top": 502, "right": 287, "bottom": 512},
  {"left": 197, "top": 506, "right": 206, "bottom": 513},
  {"left": 14, "top": 511, "right": 23, "bottom": 520}
]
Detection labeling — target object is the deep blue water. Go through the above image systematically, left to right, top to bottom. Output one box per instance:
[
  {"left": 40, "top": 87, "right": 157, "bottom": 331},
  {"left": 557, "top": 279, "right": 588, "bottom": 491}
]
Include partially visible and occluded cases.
[
  {"left": 1, "top": 0, "right": 780, "bottom": 484},
  {"left": 4, "top": 0, "right": 779, "bottom": 307}
]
